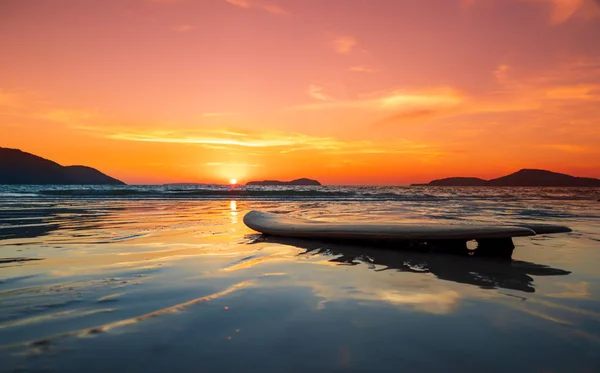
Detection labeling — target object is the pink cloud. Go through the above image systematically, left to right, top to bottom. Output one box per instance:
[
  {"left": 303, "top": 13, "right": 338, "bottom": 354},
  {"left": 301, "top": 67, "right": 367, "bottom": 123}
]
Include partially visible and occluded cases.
[
  {"left": 225, "top": 0, "right": 289, "bottom": 15},
  {"left": 172, "top": 24, "right": 193, "bottom": 32},
  {"left": 332, "top": 36, "right": 357, "bottom": 54},
  {"left": 348, "top": 65, "right": 378, "bottom": 73},
  {"left": 308, "top": 85, "right": 335, "bottom": 101}
]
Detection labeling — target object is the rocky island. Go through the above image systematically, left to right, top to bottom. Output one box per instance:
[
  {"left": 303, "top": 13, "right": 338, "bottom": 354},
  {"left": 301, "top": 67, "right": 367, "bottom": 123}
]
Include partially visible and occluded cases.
[
  {"left": 0, "top": 147, "right": 125, "bottom": 185},
  {"left": 414, "top": 169, "right": 600, "bottom": 187},
  {"left": 246, "top": 178, "right": 321, "bottom": 186}
]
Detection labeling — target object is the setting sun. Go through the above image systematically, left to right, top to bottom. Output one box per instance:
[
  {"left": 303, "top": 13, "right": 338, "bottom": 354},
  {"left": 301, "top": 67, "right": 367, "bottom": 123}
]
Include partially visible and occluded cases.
[{"left": 230, "top": 178, "right": 237, "bottom": 185}]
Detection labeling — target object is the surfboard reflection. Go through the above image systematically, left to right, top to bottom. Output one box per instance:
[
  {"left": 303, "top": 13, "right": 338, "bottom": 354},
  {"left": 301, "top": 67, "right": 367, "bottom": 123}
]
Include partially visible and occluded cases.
[{"left": 256, "top": 236, "right": 571, "bottom": 293}]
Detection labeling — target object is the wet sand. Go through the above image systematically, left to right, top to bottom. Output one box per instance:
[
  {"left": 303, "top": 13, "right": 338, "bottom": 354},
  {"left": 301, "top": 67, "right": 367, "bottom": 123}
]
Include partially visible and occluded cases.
[{"left": 1, "top": 198, "right": 600, "bottom": 372}]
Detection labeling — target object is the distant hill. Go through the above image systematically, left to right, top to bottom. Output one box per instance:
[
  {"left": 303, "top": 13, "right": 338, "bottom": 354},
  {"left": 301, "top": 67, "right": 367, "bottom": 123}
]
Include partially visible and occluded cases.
[
  {"left": 0, "top": 147, "right": 125, "bottom": 185},
  {"left": 414, "top": 169, "right": 600, "bottom": 187},
  {"left": 426, "top": 177, "right": 487, "bottom": 187},
  {"left": 246, "top": 178, "right": 321, "bottom": 186}
]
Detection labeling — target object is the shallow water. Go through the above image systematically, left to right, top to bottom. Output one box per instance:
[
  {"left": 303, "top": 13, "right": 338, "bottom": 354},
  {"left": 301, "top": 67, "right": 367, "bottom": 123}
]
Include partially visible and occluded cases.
[{"left": 1, "top": 187, "right": 600, "bottom": 373}]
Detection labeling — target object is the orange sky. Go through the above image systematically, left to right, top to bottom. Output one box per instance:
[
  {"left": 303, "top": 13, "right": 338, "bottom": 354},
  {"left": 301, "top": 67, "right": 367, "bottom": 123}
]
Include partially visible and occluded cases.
[{"left": 1, "top": 0, "right": 600, "bottom": 185}]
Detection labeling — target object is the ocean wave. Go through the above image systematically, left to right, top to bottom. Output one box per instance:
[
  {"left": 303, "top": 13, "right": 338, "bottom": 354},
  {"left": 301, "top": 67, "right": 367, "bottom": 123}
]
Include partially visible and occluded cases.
[
  {"left": 0, "top": 185, "right": 598, "bottom": 201},
  {"left": 38, "top": 189, "right": 147, "bottom": 196}
]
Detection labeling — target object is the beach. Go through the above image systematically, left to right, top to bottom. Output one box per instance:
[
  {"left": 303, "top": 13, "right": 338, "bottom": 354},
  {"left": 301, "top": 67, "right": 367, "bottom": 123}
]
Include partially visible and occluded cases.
[{"left": 1, "top": 185, "right": 600, "bottom": 372}]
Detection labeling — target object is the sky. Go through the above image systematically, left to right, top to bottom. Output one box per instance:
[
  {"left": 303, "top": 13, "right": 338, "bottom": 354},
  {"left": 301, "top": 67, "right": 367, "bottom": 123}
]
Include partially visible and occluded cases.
[{"left": 1, "top": 0, "right": 600, "bottom": 185}]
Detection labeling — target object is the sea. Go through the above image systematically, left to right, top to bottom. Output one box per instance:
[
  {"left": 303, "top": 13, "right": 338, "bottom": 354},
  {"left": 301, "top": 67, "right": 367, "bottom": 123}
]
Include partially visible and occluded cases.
[{"left": 1, "top": 184, "right": 600, "bottom": 373}]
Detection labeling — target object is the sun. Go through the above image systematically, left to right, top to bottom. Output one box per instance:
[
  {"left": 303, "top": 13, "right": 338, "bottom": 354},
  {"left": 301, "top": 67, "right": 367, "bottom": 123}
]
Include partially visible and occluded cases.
[{"left": 229, "top": 178, "right": 237, "bottom": 185}]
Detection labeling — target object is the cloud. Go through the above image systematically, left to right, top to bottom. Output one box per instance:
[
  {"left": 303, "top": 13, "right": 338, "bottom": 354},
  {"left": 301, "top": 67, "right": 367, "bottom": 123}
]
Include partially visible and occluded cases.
[
  {"left": 225, "top": 0, "right": 289, "bottom": 15},
  {"left": 463, "top": 0, "right": 600, "bottom": 24},
  {"left": 524, "top": 0, "right": 600, "bottom": 24},
  {"left": 547, "top": 0, "right": 585, "bottom": 24},
  {"left": 172, "top": 24, "right": 193, "bottom": 32},
  {"left": 332, "top": 36, "right": 357, "bottom": 54},
  {"left": 529, "top": 56, "right": 600, "bottom": 86},
  {"left": 489, "top": 58, "right": 600, "bottom": 102},
  {"left": 382, "top": 59, "right": 598, "bottom": 126},
  {"left": 347, "top": 61, "right": 600, "bottom": 127},
  {"left": 493, "top": 64, "right": 511, "bottom": 85},
  {"left": 348, "top": 65, "right": 377, "bottom": 74},
  {"left": 542, "top": 84, "right": 600, "bottom": 100},
  {"left": 308, "top": 85, "right": 334, "bottom": 101},
  {"left": 295, "top": 86, "right": 465, "bottom": 113},
  {"left": 378, "top": 87, "right": 464, "bottom": 108},
  {"left": 0, "top": 88, "right": 44, "bottom": 111},
  {"left": 0, "top": 89, "right": 103, "bottom": 125},
  {"left": 0, "top": 90, "right": 21, "bottom": 108},
  {"left": 373, "top": 108, "right": 454, "bottom": 127},
  {"left": 36, "top": 109, "right": 100, "bottom": 123},
  {"left": 202, "top": 112, "right": 235, "bottom": 117},
  {"left": 75, "top": 125, "right": 446, "bottom": 159},
  {"left": 79, "top": 127, "right": 330, "bottom": 149},
  {"left": 109, "top": 132, "right": 293, "bottom": 147},
  {"left": 539, "top": 144, "right": 591, "bottom": 152},
  {"left": 204, "top": 162, "right": 263, "bottom": 167}
]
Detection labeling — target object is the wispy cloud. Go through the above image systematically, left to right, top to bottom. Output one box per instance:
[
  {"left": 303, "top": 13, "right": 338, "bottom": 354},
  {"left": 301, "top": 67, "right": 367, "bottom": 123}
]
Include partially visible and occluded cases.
[
  {"left": 225, "top": 0, "right": 289, "bottom": 15},
  {"left": 463, "top": 0, "right": 600, "bottom": 24},
  {"left": 523, "top": 0, "right": 600, "bottom": 25},
  {"left": 546, "top": 0, "right": 586, "bottom": 24},
  {"left": 172, "top": 24, "right": 193, "bottom": 32},
  {"left": 332, "top": 36, "right": 357, "bottom": 54},
  {"left": 529, "top": 56, "right": 600, "bottom": 85},
  {"left": 491, "top": 58, "right": 600, "bottom": 101},
  {"left": 369, "top": 59, "right": 600, "bottom": 125},
  {"left": 297, "top": 61, "right": 600, "bottom": 128},
  {"left": 493, "top": 64, "right": 511, "bottom": 85},
  {"left": 348, "top": 65, "right": 378, "bottom": 74},
  {"left": 543, "top": 84, "right": 600, "bottom": 100},
  {"left": 307, "top": 85, "right": 334, "bottom": 101},
  {"left": 296, "top": 86, "right": 464, "bottom": 112},
  {"left": 0, "top": 88, "right": 44, "bottom": 111},
  {"left": 0, "top": 88, "right": 103, "bottom": 125},
  {"left": 0, "top": 90, "right": 26, "bottom": 111},
  {"left": 373, "top": 108, "right": 456, "bottom": 127},
  {"left": 36, "top": 109, "right": 100, "bottom": 123},
  {"left": 202, "top": 112, "right": 235, "bottom": 117},
  {"left": 75, "top": 125, "right": 446, "bottom": 159},
  {"left": 109, "top": 132, "right": 294, "bottom": 148},
  {"left": 539, "top": 144, "right": 591, "bottom": 152},
  {"left": 204, "top": 162, "right": 263, "bottom": 167}
]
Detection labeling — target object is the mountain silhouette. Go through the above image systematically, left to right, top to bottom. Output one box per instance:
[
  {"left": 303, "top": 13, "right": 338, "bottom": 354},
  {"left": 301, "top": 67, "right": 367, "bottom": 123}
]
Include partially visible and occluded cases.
[
  {"left": 0, "top": 147, "right": 125, "bottom": 185},
  {"left": 416, "top": 169, "right": 600, "bottom": 187},
  {"left": 246, "top": 178, "right": 321, "bottom": 186}
]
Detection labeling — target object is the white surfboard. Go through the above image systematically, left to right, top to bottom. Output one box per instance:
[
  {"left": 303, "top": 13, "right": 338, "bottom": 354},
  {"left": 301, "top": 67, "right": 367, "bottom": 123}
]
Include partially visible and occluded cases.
[{"left": 243, "top": 210, "right": 571, "bottom": 241}]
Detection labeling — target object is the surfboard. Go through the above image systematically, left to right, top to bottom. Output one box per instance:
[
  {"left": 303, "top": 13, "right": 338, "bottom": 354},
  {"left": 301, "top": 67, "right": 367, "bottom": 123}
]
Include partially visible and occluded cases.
[{"left": 243, "top": 210, "right": 572, "bottom": 258}]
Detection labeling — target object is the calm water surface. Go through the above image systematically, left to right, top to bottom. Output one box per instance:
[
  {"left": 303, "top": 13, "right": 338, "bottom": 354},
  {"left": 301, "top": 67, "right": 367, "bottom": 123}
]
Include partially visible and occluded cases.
[{"left": 1, "top": 186, "right": 600, "bottom": 372}]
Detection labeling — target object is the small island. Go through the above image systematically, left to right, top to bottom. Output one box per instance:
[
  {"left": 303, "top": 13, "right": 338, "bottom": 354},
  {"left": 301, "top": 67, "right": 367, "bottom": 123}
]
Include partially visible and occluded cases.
[
  {"left": 0, "top": 147, "right": 125, "bottom": 185},
  {"left": 413, "top": 169, "right": 600, "bottom": 187},
  {"left": 246, "top": 178, "right": 321, "bottom": 186}
]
